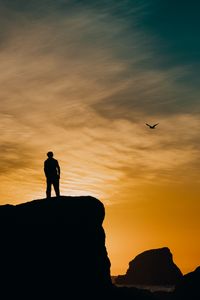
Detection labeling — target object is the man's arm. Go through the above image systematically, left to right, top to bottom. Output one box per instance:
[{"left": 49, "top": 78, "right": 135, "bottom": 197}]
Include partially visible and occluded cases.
[{"left": 57, "top": 161, "right": 60, "bottom": 178}]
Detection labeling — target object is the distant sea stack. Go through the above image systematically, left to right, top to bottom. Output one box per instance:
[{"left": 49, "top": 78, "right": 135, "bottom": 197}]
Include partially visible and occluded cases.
[
  {"left": 0, "top": 196, "right": 112, "bottom": 299},
  {"left": 115, "top": 247, "right": 183, "bottom": 286}
]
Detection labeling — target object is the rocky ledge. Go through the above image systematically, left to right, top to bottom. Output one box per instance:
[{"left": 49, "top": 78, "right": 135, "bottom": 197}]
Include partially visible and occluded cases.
[{"left": 0, "top": 196, "right": 111, "bottom": 299}]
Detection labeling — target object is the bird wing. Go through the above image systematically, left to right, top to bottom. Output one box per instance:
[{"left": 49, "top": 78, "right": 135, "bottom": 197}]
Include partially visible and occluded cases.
[
  {"left": 146, "top": 123, "right": 151, "bottom": 127},
  {"left": 154, "top": 123, "right": 159, "bottom": 127}
]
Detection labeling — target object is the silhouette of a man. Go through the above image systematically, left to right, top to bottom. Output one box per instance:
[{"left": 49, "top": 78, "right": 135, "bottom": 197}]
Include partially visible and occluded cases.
[{"left": 44, "top": 151, "right": 60, "bottom": 198}]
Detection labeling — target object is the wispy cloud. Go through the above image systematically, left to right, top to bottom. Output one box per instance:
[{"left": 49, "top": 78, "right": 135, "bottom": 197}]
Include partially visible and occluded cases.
[{"left": 0, "top": 1, "right": 200, "bottom": 204}]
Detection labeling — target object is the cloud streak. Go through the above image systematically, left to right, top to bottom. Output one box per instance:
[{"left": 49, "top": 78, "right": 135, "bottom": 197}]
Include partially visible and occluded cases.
[{"left": 0, "top": 1, "right": 200, "bottom": 205}]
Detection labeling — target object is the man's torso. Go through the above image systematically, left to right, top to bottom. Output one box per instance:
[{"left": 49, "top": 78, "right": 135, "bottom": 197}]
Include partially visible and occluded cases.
[{"left": 44, "top": 158, "right": 59, "bottom": 178}]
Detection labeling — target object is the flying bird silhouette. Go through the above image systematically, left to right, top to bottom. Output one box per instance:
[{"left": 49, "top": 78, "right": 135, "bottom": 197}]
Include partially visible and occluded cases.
[{"left": 146, "top": 123, "right": 159, "bottom": 129}]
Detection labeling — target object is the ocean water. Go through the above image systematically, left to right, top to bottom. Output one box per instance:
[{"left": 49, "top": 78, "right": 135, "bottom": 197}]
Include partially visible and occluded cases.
[
  {"left": 111, "top": 276, "right": 175, "bottom": 292},
  {"left": 115, "top": 283, "right": 175, "bottom": 293},
  {"left": 125, "top": 284, "right": 174, "bottom": 292}
]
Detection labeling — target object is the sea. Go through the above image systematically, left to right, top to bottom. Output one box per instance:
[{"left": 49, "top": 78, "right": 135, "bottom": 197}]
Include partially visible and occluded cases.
[
  {"left": 111, "top": 277, "right": 175, "bottom": 293},
  {"left": 115, "top": 284, "right": 175, "bottom": 293}
]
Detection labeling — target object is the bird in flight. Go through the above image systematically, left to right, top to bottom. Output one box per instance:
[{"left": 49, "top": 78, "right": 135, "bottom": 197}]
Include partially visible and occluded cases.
[{"left": 146, "top": 123, "right": 159, "bottom": 129}]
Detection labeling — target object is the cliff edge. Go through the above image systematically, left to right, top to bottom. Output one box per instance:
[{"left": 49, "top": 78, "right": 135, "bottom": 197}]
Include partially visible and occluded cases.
[{"left": 0, "top": 196, "right": 112, "bottom": 299}]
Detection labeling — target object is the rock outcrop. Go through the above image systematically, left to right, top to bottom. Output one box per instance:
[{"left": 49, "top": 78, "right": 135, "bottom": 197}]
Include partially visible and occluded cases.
[
  {"left": 0, "top": 196, "right": 112, "bottom": 299},
  {"left": 1, "top": 196, "right": 197, "bottom": 300},
  {"left": 115, "top": 247, "right": 183, "bottom": 286},
  {"left": 174, "top": 266, "right": 200, "bottom": 300}
]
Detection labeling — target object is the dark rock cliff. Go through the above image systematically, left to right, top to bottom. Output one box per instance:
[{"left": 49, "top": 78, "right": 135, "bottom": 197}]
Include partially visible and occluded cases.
[
  {"left": 0, "top": 196, "right": 112, "bottom": 299},
  {"left": 1, "top": 197, "right": 196, "bottom": 300},
  {"left": 115, "top": 247, "right": 183, "bottom": 286}
]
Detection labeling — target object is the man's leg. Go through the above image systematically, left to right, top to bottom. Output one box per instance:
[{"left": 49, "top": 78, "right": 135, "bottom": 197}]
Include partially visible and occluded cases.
[
  {"left": 46, "top": 178, "right": 52, "bottom": 198},
  {"left": 53, "top": 178, "right": 60, "bottom": 197}
]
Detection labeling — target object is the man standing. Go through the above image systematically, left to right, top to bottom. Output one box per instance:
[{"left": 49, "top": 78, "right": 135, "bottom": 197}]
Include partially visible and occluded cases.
[{"left": 44, "top": 151, "right": 60, "bottom": 198}]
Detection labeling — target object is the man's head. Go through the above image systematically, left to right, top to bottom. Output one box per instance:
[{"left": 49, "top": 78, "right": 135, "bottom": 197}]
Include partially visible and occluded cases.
[{"left": 47, "top": 151, "right": 54, "bottom": 158}]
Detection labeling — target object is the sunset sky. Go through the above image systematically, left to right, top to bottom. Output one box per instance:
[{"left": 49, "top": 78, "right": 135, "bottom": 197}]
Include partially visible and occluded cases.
[{"left": 0, "top": 0, "right": 200, "bottom": 275}]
